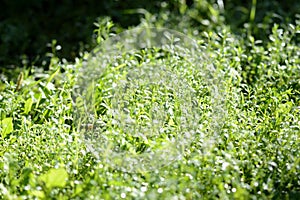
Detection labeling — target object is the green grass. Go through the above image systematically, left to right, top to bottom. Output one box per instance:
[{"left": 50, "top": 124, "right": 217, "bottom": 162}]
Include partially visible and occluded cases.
[{"left": 1, "top": 6, "right": 300, "bottom": 200}]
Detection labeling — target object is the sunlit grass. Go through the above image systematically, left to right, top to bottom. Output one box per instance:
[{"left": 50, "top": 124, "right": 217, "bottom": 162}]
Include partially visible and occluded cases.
[{"left": 0, "top": 18, "right": 300, "bottom": 200}]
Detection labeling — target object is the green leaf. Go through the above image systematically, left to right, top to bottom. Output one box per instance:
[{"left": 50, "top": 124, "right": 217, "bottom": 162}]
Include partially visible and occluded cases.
[
  {"left": 47, "top": 67, "right": 60, "bottom": 84},
  {"left": 24, "top": 98, "right": 33, "bottom": 114},
  {"left": 1, "top": 118, "right": 14, "bottom": 138},
  {"left": 39, "top": 168, "right": 68, "bottom": 189},
  {"left": 30, "top": 190, "right": 45, "bottom": 199}
]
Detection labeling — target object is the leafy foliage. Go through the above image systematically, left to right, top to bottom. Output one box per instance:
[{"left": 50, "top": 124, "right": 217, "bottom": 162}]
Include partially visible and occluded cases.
[{"left": 0, "top": 1, "right": 300, "bottom": 199}]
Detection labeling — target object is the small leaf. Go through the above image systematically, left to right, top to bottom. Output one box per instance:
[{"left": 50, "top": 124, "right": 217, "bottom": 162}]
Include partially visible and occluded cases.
[
  {"left": 47, "top": 67, "right": 60, "bottom": 84},
  {"left": 15, "top": 72, "right": 24, "bottom": 91},
  {"left": 24, "top": 98, "right": 33, "bottom": 114},
  {"left": 1, "top": 118, "right": 14, "bottom": 138},
  {"left": 40, "top": 168, "right": 68, "bottom": 189},
  {"left": 31, "top": 190, "right": 45, "bottom": 199}
]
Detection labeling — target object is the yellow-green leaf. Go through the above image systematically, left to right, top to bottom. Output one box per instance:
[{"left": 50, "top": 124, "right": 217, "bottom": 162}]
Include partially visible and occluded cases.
[
  {"left": 47, "top": 67, "right": 60, "bottom": 84},
  {"left": 24, "top": 98, "right": 33, "bottom": 114},
  {"left": 1, "top": 118, "right": 14, "bottom": 138},
  {"left": 39, "top": 168, "right": 68, "bottom": 189},
  {"left": 30, "top": 190, "right": 45, "bottom": 199}
]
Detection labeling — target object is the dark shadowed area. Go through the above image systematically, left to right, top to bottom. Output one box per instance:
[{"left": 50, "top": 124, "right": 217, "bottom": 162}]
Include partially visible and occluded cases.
[{"left": 0, "top": 0, "right": 299, "bottom": 70}]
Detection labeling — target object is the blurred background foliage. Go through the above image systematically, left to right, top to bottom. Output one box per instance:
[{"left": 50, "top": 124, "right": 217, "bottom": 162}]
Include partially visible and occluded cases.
[{"left": 0, "top": 0, "right": 299, "bottom": 71}]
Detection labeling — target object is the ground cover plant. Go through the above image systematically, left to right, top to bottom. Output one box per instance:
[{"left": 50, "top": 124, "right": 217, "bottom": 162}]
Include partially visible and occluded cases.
[{"left": 0, "top": 1, "right": 300, "bottom": 199}]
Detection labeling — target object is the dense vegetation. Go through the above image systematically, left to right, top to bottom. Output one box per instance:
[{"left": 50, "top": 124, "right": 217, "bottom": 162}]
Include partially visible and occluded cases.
[{"left": 0, "top": 0, "right": 299, "bottom": 199}]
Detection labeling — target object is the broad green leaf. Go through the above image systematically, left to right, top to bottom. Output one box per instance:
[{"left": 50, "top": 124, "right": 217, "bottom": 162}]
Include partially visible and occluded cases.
[
  {"left": 24, "top": 98, "right": 33, "bottom": 114},
  {"left": 1, "top": 118, "right": 14, "bottom": 138},
  {"left": 39, "top": 168, "right": 68, "bottom": 189}
]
